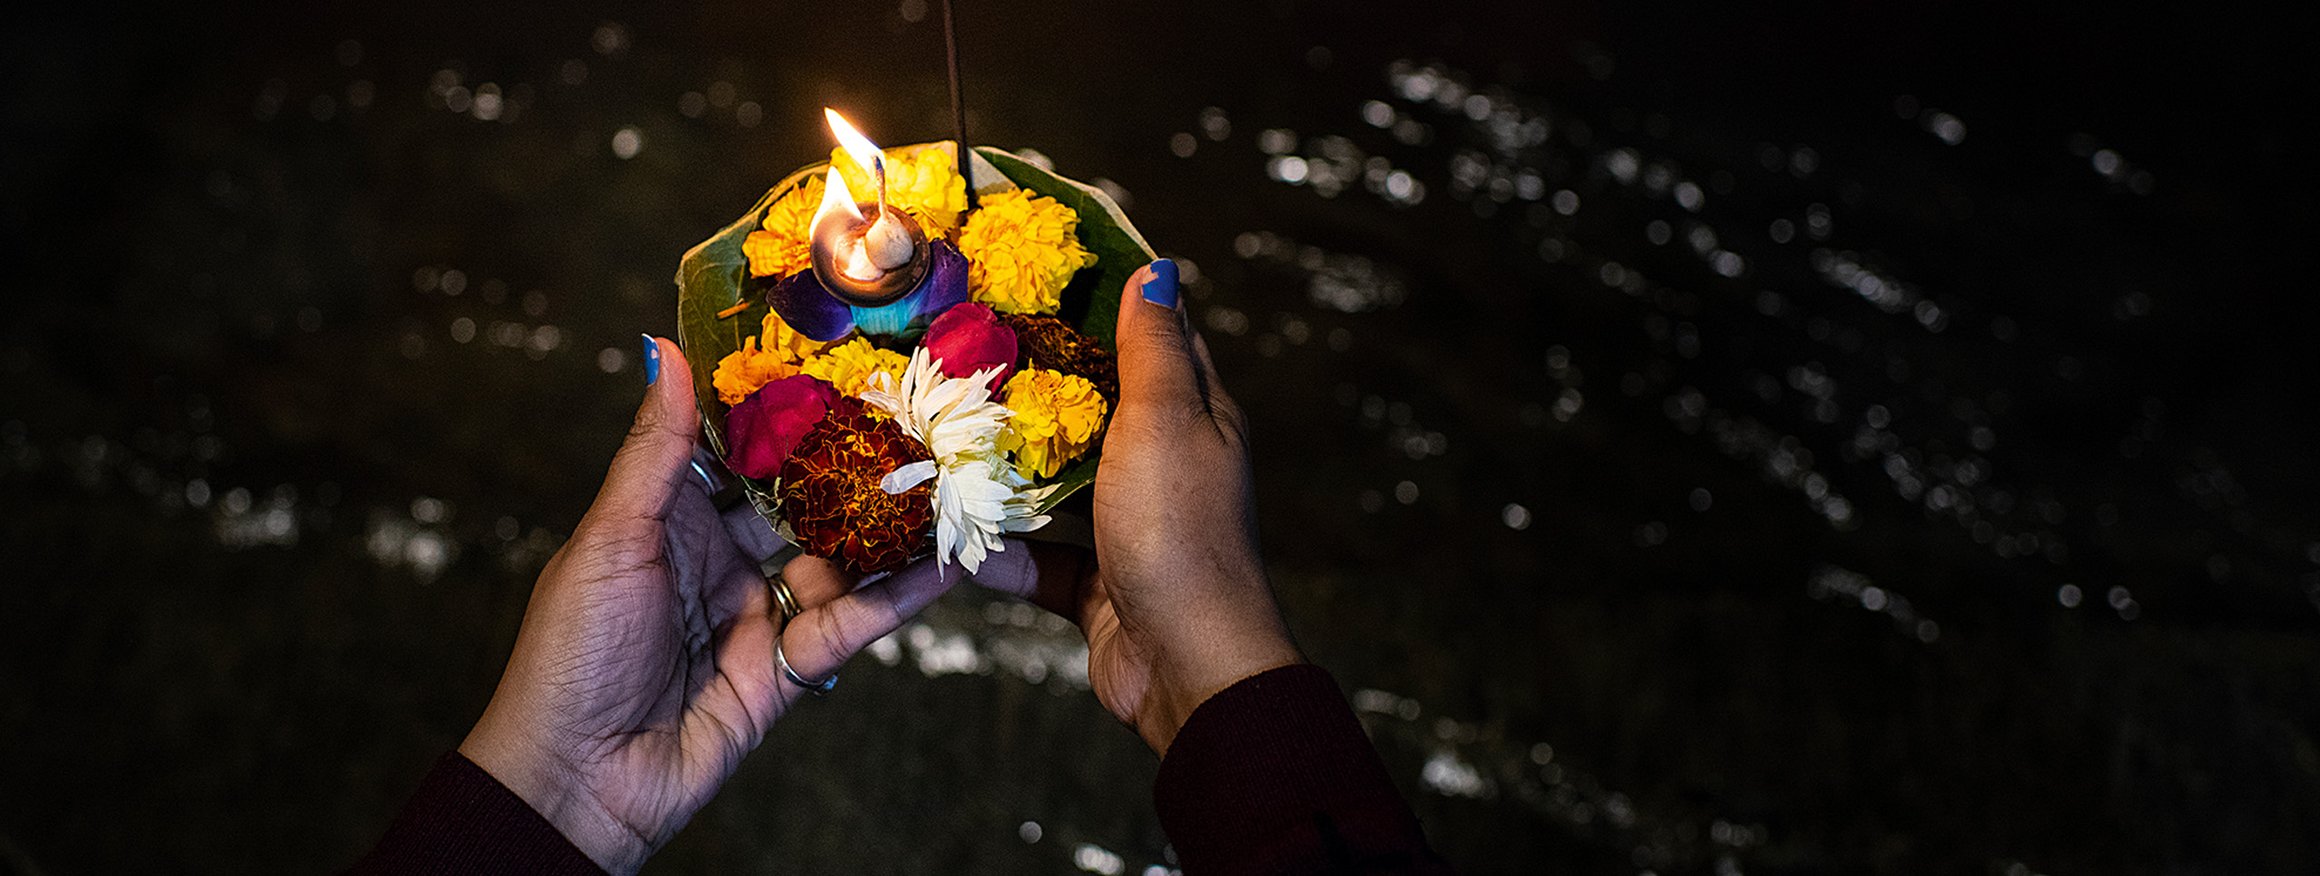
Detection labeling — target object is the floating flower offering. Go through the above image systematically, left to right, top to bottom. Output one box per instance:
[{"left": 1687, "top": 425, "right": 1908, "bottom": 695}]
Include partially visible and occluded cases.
[{"left": 677, "top": 110, "right": 1153, "bottom": 575}]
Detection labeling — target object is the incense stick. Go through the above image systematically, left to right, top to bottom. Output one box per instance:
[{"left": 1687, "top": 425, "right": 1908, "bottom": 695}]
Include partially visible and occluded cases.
[{"left": 942, "top": 0, "right": 974, "bottom": 209}]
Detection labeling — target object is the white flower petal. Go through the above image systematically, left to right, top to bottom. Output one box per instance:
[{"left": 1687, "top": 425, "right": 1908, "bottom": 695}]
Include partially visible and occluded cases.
[
  {"left": 880, "top": 347, "right": 1050, "bottom": 570},
  {"left": 880, "top": 460, "right": 938, "bottom": 494}
]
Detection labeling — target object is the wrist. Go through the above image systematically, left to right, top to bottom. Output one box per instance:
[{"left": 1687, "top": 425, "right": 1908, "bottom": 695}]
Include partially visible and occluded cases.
[
  {"left": 1138, "top": 629, "right": 1303, "bottom": 754},
  {"left": 460, "top": 719, "right": 650, "bottom": 874}
]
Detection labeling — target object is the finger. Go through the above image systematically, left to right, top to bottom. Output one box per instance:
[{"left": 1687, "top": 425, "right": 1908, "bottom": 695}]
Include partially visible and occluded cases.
[
  {"left": 1113, "top": 259, "right": 1205, "bottom": 417},
  {"left": 1186, "top": 328, "right": 1244, "bottom": 435},
  {"left": 582, "top": 336, "right": 700, "bottom": 531},
  {"left": 964, "top": 539, "right": 1092, "bottom": 624},
  {"left": 777, "top": 553, "right": 858, "bottom": 609},
  {"left": 778, "top": 559, "right": 962, "bottom": 689},
  {"left": 672, "top": 603, "right": 783, "bottom": 785}
]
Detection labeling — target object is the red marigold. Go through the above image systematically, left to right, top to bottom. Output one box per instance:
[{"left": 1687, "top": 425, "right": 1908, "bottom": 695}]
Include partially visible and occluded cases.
[{"left": 778, "top": 405, "right": 936, "bottom": 575}]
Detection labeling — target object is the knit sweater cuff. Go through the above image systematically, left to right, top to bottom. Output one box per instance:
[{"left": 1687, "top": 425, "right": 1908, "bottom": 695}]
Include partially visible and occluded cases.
[
  {"left": 1153, "top": 664, "right": 1440, "bottom": 874},
  {"left": 351, "top": 751, "right": 604, "bottom": 875}
]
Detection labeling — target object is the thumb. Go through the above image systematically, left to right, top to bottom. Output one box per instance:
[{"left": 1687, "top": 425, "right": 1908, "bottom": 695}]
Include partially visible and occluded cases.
[
  {"left": 1113, "top": 258, "right": 1204, "bottom": 414},
  {"left": 587, "top": 335, "right": 700, "bottom": 528}
]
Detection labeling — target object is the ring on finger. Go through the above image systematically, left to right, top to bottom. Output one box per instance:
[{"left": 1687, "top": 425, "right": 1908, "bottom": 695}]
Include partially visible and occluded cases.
[
  {"left": 688, "top": 458, "right": 719, "bottom": 493},
  {"left": 767, "top": 571, "right": 804, "bottom": 628},
  {"left": 774, "top": 636, "right": 837, "bottom": 696}
]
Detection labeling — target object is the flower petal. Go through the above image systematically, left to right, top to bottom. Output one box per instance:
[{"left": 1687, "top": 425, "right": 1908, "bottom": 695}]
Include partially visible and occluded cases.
[
  {"left": 908, "top": 240, "right": 973, "bottom": 327},
  {"left": 764, "top": 271, "right": 857, "bottom": 342},
  {"left": 922, "top": 301, "right": 1017, "bottom": 390},
  {"left": 724, "top": 375, "right": 841, "bottom": 479},
  {"left": 880, "top": 459, "right": 939, "bottom": 494}
]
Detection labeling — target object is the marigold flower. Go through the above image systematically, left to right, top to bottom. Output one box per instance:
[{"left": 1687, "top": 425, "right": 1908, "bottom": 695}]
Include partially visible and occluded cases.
[
  {"left": 830, "top": 145, "right": 968, "bottom": 241},
  {"left": 742, "top": 174, "right": 823, "bottom": 279},
  {"left": 957, "top": 189, "right": 1098, "bottom": 316},
  {"left": 711, "top": 337, "right": 801, "bottom": 406},
  {"left": 800, "top": 337, "right": 909, "bottom": 399},
  {"left": 997, "top": 367, "right": 1108, "bottom": 480},
  {"left": 779, "top": 405, "right": 936, "bottom": 575}
]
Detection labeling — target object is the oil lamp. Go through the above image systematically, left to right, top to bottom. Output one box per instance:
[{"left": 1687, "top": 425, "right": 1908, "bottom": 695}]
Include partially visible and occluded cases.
[{"left": 809, "top": 109, "right": 931, "bottom": 305}]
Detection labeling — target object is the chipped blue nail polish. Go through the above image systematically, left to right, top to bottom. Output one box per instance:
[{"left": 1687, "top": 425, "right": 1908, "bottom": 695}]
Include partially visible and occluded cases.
[
  {"left": 1140, "top": 258, "right": 1179, "bottom": 308},
  {"left": 640, "top": 334, "right": 661, "bottom": 385}
]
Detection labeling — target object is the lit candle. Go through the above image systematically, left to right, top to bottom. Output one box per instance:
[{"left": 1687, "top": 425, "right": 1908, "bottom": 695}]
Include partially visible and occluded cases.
[{"left": 810, "top": 109, "right": 929, "bottom": 304}]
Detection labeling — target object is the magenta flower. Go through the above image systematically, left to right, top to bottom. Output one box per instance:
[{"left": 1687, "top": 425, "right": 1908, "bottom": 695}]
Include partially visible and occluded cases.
[
  {"left": 921, "top": 302, "right": 1017, "bottom": 390},
  {"left": 725, "top": 375, "right": 844, "bottom": 479}
]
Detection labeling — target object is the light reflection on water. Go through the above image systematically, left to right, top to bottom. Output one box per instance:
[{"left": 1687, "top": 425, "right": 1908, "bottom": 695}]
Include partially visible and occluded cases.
[{"left": 2, "top": 2, "right": 2315, "bottom": 873}]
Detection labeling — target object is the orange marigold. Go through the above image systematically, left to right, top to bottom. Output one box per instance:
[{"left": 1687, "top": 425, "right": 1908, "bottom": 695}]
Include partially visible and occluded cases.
[
  {"left": 742, "top": 174, "right": 824, "bottom": 279},
  {"left": 712, "top": 337, "right": 801, "bottom": 406}
]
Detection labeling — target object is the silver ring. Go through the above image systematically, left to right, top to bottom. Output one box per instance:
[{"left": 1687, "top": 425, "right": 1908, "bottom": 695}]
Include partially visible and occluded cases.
[
  {"left": 688, "top": 458, "right": 719, "bottom": 492},
  {"left": 768, "top": 572, "right": 804, "bottom": 627},
  {"left": 775, "top": 637, "right": 837, "bottom": 696}
]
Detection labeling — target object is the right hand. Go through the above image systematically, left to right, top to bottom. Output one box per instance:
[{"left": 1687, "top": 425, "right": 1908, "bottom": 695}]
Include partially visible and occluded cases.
[{"left": 974, "top": 260, "right": 1302, "bottom": 754}]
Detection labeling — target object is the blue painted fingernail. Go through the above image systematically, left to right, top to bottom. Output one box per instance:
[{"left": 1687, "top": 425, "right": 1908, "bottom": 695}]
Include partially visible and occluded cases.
[
  {"left": 1140, "top": 258, "right": 1179, "bottom": 308},
  {"left": 640, "top": 334, "right": 661, "bottom": 385}
]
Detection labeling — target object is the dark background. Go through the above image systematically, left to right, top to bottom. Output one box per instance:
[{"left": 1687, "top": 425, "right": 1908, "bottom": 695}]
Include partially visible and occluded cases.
[{"left": 3, "top": 1, "right": 2315, "bottom": 873}]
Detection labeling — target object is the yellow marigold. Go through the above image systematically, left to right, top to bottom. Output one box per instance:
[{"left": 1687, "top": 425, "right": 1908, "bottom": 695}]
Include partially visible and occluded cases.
[
  {"left": 830, "top": 145, "right": 968, "bottom": 241},
  {"left": 742, "top": 173, "right": 823, "bottom": 279},
  {"left": 957, "top": 189, "right": 1099, "bottom": 316},
  {"left": 760, "top": 309, "right": 832, "bottom": 362},
  {"left": 711, "top": 337, "right": 801, "bottom": 406},
  {"left": 800, "top": 337, "right": 909, "bottom": 400},
  {"left": 997, "top": 367, "right": 1108, "bottom": 480}
]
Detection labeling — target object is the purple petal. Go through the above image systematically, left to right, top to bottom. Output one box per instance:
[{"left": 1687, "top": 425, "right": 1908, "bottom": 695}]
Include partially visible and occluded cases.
[
  {"left": 907, "top": 241, "right": 972, "bottom": 328},
  {"left": 764, "top": 271, "right": 856, "bottom": 342}
]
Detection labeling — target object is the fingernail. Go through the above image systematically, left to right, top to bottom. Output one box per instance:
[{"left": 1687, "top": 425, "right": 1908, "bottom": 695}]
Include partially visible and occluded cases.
[
  {"left": 1139, "top": 258, "right": 1179, "bottom": 309},
  {"left": 640, "top": 334, "right": 661, "bottom": 385}
]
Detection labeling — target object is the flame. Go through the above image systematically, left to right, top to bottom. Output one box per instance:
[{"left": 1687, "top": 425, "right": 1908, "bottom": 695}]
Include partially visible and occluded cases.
[
  {"left": 824, "top": 108, "right": 886, "bottom": 182},
  {"left": 813, "top": 111, "right": 918, "bottom": 286},
  {"left": 814, "top": 166, "right": 862, "bottom": 227},
  {"left": 811, "top": 168, "right": 881, "bottom": 281}
]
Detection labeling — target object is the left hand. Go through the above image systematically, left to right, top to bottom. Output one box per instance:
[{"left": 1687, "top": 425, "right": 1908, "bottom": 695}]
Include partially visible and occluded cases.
[
  {"left": 960, "top": 264, "right": 1301, "bottom": 755},
  {"left": 459, "top": 336, "right": 957, "bottom": 874}
]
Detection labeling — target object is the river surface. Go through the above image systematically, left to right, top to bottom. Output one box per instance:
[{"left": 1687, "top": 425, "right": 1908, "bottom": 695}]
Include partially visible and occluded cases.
[{"left": 2, "top": 1, "right": 2314, "bottom": 873}]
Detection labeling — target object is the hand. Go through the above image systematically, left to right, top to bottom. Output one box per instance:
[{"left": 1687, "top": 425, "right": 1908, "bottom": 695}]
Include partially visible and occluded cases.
[
  {"left": 973, "top": 261, "right": 1302, "bottom": 753},
  {"left": 459, "top": 337, "right": 959, "bottom": 873}
]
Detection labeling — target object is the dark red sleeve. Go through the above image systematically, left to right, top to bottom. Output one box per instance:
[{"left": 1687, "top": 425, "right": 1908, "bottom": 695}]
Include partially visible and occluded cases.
[
  {"left": 1154, "top": 664, "right": 1453, "bottom": 875},
  {"left": 350, "top": 752, "right": 605, "bottom": 875}
]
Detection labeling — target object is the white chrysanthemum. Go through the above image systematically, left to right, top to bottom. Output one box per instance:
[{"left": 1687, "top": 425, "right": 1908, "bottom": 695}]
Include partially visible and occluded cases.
[{"left": 865, "top": 348, "right": 1052, "bottom": 572}]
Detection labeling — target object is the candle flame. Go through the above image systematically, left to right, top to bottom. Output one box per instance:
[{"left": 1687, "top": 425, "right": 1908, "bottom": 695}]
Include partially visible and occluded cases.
[
  {"left": 824, "top": 108, "right": 886, "bottom": 182},
  {"left": 810, "top": 111, "right": 923, "bottom": 292},
  {"left": 815, "top": 166, "right": 862, "bottom": 225},
  {"left": 811, "top": 167, "right": 882, "bottom": 281}
]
